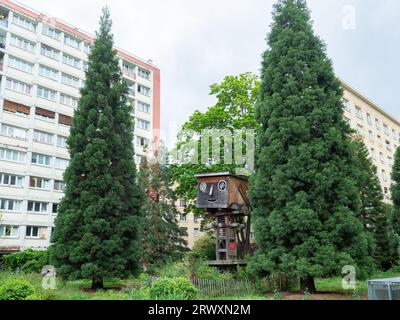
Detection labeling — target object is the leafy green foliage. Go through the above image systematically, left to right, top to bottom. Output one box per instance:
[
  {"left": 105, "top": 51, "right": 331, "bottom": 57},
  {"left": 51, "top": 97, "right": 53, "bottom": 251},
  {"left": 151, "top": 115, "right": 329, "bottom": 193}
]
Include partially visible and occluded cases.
[
  {"left": 249, "top": 0, "right": 374, "bottom": 291},
  {"left": 51, "top": 7, "right": 143, "bottom": 289},
  {"left": 171, "top": 72, "right": 260, "bottom": 214},
  {"left": 352, "top": 138, "right": 392, "bottom": 269},
  {"left": 139, "top": 154, "right": 188, "bottom": 273},
  {"left": 190, "top": 234, "right": 216, "bottom": 260},
  {"left": 1, "top": 249, "right": 49, "bottom": 273},
  {"left": 149, "top": 277, "right": 197, "bottom": 300},
  {"left": 0, "top": 278, "right": 35, "bottom": 300}
]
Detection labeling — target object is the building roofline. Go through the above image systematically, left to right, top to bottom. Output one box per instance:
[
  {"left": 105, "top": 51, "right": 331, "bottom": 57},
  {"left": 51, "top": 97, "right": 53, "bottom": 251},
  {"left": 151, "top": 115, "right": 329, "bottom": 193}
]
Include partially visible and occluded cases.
[
  {"left": 0, "top": 0, "right": 159, "bottom": 72},
  {"left": 341, "top": 79, "right": 400, "bottom": 127}
]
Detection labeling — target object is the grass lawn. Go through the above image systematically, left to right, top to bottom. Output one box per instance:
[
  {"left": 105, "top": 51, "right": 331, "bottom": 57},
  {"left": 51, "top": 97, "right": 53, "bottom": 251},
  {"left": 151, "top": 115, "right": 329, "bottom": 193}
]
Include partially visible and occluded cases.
[{"left": 1, "top": 270, "right": 399, "bottom": 300}]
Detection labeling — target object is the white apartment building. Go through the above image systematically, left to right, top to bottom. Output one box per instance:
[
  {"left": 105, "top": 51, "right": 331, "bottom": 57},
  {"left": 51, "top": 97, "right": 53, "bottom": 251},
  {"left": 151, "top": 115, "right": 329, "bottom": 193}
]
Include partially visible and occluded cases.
[
  {"left": 0, "top": 0, "right": 160, "bottom": 252},
  {"left": 342, "top": 81, "right": 400, "bottom": 202}
]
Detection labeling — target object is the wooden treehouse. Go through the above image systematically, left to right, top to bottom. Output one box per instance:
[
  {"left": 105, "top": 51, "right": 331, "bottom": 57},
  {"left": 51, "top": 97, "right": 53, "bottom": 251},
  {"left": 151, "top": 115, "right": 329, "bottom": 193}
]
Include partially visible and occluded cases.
[{"left": 195, "top": 172, "right": 251, "bottom": 270}]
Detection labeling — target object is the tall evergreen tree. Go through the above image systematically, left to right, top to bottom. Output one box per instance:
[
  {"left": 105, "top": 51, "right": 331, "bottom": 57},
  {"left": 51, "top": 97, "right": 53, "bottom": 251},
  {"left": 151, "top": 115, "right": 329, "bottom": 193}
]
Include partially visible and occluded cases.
[
  {"left": 249, "top": 0, "right": 374, "bottom": 293},
  {"left": 51, "top": 8, "right": 143, "bottom": 289},
  {"left": 352, "top": 138, "right": 391, "bottom": 269},
  {"left": 390, "top": 147, "right": 400, "bottom": 263},
  {"left": 139, "top": 150, "right": 188, "bottom": 273}
]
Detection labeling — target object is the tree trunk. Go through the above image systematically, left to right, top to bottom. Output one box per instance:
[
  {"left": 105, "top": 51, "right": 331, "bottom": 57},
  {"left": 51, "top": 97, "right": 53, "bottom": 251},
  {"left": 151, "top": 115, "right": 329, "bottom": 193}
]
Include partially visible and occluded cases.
[
  {"left": 91, "top": 276, "right": 104, "bottom": 290},
  {"left": 300, "top": 276, "right": 316, "bottom": 294}
]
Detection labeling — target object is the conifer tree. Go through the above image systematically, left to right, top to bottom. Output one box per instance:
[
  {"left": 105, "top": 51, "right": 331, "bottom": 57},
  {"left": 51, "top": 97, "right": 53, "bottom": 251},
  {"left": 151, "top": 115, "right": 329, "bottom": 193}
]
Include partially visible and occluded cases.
[
  {"left": 249, "top": 0, "right": 374, "bottom": 293},
  {"left": 51, "top": 8, "right": 143, "bottom": 289},
  {"left": 352, "top": 138, "right": 391, "bottom": 269},
  {"left": 390, "top": 147, "right": 400, "bottom": 263},
  {"left": 139, "top": 151, "right": 188, "bottom": 273}
]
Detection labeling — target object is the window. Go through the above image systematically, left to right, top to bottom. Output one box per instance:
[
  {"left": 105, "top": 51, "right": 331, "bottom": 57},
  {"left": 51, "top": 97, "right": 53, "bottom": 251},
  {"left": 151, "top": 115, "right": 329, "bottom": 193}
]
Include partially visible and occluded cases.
[
  {"left": 12, "top": 14, "right": 36, "bottom": 31},
  {"left": 42, "top": 24, "right": 61, "bottom": 41},
  {"left": 10, "top": 34, "right": 35, "bottom": 52},
  {"left": 64, "top": 34, "right": 80, "bottom": 49},
  {"left": 83, "top": 42, "right": 91, "bottom": 54},
  {"left": 40, "top": 44, "right": 60, "bottom": 60},
  {"left": 63, "top": 53, "right": 80, "bottom": 69},
  {"left": 8, "top": 56, "right": 33, "bottom": 73},
  {"left": 83, "top": 61, "right": 88, "bottom": 72},
  {"left": 122, "top": 61, "right": 136, "bottom": 77},
  {"left": 39, "top": 65, "right": 59, "bottom": 81},
  {"left": 138, "top": 67, "right": 150, "bottom": 80},
  {"left": 61, "top": 73, "right": 80, "bottom": 88},
  {"left": 6, "top": 78, "right": 31, "bottom": 95},
  {"left": 127, "top": 81, "right": 135, "bottom": 96},
  {"left": 137, "top": 84, "right": 150, "bottom": 97},
  {"left": 37, "top": 86, "right": 57, "bottom": 101},
  {"left": 60, "top": 94, "right": 78, "bottom": 108},
  {"left": 342, "top": 98, "right": 349, "bottom": 111},
  {"left": 2, "top": 100, "right": 30, "bottom": 116},
  {"left": 137, "top": 101, "right": 150, "bottom": 113},
  {"left": 355, "top": 106, "right": 363, "bottom": 120},
  {"left": 35, "top": 107, "right": 55, "bottom": 121},
  {"left": 366, "top": 113, "right": 372, "bottom": 125},
  {"left": 59, "top": 114, "right": 72, "bottom": 126},
  {"left": 375, "top": 118, "right": 380, "bottom": 130},
  {"left": 137, "top": 119, "right": 150, "bottom": 130},
  {"left": 0, "top": 123, "right": 27, "bottom": 140},
  {"left": 357, "top": 124, "right": 364, "bottom": 136},
  {"left": 383, "top": 124, "right": 389, "bottom": 136},
  {"left": 33, "top": 130, "right": 54, "bottom": 145},
  {"left": 368, "top": 130, "right": 374, "bottom": 141},
  {"left": 57, "top": 135, "right": 68, "bottom": 148},
  {"left": 136, "top": 136, "right": 149, "bottom": 148},
  {"left": 385, "top": 140, "right": 392, "bottom": 152},
  {"left": 0, "top": 147, "right": 26, "bottom": 163},
  {"left": 371, "top": 148, "right": 376, "bottom": 161},
  {"left": 380, "top": 152, "right": 385, "bottom": 164},
  {"left": 31, "top": 153, "right": 51, "bottom": 167},
  {"left": 135, "top": 155, "right": 143, "bottom": 165},
  {"left": 55, "top": 158, "right": 69, "bottom": 170},
  {"left": 382, "top": 169, "right": 387, "bottom": 181},
  {"left": 0, "top": 173, "right": 23, "bottom": 187},
  {"left": 29, "top": 176, "right": 50, "bottom": 190},
  {"left": 54, "top": 180, "right": 65, "bottom": 192},
  {"left": 0, "top": 198, "right": 22, "bottom": 212},
  {"left": 180, "top": 199, "right": 186, "bottom": 208},
  {"left": 27, "top": 201, "right": 48, "bottom": 214},
  {"left": 52, "top": 203, "right": 59, "bottom": 214},
  {"left": 179, "top": 214, "right": 187, "bottom": 222},
  {"left": 194, "top": 216, "right": 199, "bottom": 223},
  {"left": 0, "top": 226, "right": 19, "bottom": 238},
  {"left": 26, "top": 226, "right": 47, "bottom": 239},
  {"left": 193, "top": 228, "right": 199, "bottom": 237}
]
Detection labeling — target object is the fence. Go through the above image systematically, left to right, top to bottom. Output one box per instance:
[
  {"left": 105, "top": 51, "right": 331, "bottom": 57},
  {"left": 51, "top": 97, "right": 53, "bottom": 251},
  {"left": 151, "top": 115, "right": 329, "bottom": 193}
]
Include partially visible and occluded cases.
[{"left": 191, "top": 277, "right": 257, "bottom": 297}]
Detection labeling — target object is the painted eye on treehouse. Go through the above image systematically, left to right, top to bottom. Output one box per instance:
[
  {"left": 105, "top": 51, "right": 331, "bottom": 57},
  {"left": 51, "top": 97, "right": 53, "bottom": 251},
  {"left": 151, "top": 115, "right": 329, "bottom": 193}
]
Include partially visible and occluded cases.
[
  {"left": 218, "top": 180, "right": 227, "bottom": 191},
  {"left": 199, "top": 182, "right": 207, "bottom": 193}
]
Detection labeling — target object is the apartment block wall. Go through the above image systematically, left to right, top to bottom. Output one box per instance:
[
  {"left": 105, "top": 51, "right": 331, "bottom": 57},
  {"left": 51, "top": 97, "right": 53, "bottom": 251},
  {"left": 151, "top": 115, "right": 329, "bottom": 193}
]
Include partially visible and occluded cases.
[{"left": 0, "top": 0, "right": 160, "bottom": 252}]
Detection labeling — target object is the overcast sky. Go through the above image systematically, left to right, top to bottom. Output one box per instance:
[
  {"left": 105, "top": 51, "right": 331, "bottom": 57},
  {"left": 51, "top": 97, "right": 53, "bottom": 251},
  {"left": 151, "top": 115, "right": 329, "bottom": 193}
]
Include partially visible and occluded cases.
[{"left": 18, "top": 0, "right": 400, "bottom": 147}]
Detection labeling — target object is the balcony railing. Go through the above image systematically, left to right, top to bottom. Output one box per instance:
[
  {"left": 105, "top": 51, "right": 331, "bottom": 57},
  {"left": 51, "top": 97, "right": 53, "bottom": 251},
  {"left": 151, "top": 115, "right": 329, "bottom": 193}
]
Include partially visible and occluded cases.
[{"left": 123, "top": 69, "right": 137, "bottom": 79}]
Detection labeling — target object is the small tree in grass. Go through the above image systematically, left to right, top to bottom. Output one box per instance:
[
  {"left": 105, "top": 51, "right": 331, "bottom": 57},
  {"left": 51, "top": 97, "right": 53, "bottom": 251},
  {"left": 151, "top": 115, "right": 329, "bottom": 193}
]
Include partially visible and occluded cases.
[
  {"left": 249, "top": 0, "right": 374, "bottom": 293},
  {"left": 51, "top": 7, "right": 143, "bottom": 289},
  {"left": 139, "top": 150, "right": 188, "bottom": 273}
]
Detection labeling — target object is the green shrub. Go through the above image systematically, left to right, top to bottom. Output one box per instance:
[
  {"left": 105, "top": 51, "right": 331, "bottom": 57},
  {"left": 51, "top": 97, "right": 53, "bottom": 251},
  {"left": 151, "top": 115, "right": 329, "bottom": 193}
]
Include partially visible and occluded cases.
[
  {"left": 191, "top": 235, "right": 216, "bottom": 260},
  {"left": 2, "top": 249, "right": 49, "bottom": 273},
  {"left": 156, "top": 260, "right": 191, "bottom": 279},
  {"left": 149, "top": 277, "right": 197, "bottom": 300},
  {"left": 0, "top": 278, "right": 35, "bottom": 300}
]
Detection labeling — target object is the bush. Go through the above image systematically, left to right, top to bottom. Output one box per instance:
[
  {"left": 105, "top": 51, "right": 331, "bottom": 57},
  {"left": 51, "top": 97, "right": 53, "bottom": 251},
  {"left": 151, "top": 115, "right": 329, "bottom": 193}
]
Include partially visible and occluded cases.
[
  {"left": 191, "top": 235, "right": 216, "bottom": 260},
  {"left": 2, "top": 249, "right": 49, "bottom": 273},
  {"left": 156, "top": 260, "right": 191, "bottom": 279},
  {"left": 149, "top": 277, "right": 197, "bottom": 300},
  {"left": 0, "top": 278, "right": 35, "bottom": 300}
]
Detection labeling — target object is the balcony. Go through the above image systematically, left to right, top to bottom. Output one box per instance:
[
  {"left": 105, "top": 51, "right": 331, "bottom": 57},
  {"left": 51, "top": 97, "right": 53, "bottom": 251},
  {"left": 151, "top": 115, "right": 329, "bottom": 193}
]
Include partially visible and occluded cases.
[
  {"left": 0, "top": 9, "right": 8, "bottom": 29},
  {"left": 123, "top": 69, "right": 137, "bottom": 80}
]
